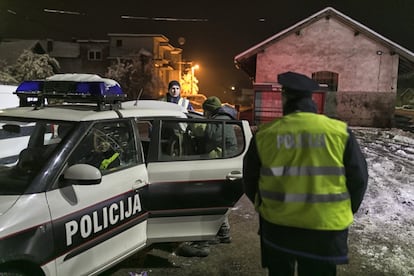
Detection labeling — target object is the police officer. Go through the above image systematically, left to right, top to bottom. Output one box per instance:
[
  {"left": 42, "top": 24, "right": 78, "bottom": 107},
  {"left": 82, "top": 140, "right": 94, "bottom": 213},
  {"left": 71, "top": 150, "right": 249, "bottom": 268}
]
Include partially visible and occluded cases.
[
  {"left": 243, "top": 71, "right": 368, "bottom": 276},
  {"left": 161, "top": 80, "right": 194, "bottom": 111}
]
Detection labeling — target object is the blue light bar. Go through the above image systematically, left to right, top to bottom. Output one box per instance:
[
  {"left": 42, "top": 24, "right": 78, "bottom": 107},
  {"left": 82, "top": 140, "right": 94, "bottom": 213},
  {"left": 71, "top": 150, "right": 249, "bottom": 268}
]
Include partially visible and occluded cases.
[
  {"left": 14, "top": 76, "right": 126, "bottom": 108},
  {"left": 16, "top": 81, "right": 44, "bottom": 94},
  {"left": 75, "top": 82, "right": 124, "bottom": 97}
]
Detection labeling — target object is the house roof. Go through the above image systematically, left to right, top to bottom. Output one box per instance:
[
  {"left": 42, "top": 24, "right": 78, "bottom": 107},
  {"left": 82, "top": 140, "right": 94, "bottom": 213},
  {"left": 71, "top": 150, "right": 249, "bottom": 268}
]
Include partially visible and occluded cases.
[
  {"left": 234, "top": 7, "right": 414, "bottom": 77},
  {"left": 107, "top": 33, "right": 169, "bottom": 43},
  {"left": 0, "top": 40, "right": 46, "bottom": 65},
  {"left": 39, "top": 40, "right": 80, "bottom": 58}
]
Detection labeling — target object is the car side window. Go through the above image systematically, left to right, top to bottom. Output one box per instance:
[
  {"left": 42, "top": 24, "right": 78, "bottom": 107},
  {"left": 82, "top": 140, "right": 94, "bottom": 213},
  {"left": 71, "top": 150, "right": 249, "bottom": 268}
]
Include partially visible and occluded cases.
[
  {"left": 158, "top": 119, "right": 245, "bottom": 161},
  {"left": 68, "top": 120, "right": 139, "bottom": 173},
  {"left": 136, "top": 120, "right": 152, "bottom": 160}
]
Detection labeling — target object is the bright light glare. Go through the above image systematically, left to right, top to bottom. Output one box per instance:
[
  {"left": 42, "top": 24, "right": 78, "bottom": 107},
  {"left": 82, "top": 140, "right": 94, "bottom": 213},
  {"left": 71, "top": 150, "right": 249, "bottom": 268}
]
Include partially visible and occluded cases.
[{"left": 44, "top": 9, "right": 82, "bottom": 15}]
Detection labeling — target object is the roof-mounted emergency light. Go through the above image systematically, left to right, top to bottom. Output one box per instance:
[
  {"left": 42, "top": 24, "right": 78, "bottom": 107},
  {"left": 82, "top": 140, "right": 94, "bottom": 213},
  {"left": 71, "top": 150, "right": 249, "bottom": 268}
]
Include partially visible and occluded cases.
[{"left": 15, "top": 74, "right": 127, "bottom": 110}]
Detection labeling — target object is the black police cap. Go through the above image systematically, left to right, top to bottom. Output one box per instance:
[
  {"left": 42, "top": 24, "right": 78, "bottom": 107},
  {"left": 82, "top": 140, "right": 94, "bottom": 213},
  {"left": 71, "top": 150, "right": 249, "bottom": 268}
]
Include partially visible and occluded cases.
[{"left": 277, "top": 71, "right": 320, "bottom": 93}]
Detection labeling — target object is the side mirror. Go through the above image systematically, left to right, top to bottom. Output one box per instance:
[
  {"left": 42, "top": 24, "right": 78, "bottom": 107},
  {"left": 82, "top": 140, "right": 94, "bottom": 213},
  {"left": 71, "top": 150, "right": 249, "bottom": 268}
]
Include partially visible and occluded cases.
[{"left": 63, "top": 164, "right": 102, "bottom": 186}]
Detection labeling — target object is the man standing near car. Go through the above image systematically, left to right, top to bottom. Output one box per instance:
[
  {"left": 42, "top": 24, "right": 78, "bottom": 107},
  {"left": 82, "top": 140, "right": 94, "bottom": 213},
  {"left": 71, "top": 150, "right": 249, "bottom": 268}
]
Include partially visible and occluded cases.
[
  {"left": 243, "top": 71, "right": 368, "bottom": 276},
  {"left": 161, "top": 80, "right": 194, "bottom": 111}
]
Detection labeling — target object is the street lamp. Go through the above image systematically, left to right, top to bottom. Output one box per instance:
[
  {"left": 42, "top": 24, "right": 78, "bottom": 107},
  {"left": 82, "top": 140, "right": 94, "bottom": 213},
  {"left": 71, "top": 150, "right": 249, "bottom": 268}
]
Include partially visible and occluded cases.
[{"left": 191, "top": 64, "right": 199, "bottom": 95}]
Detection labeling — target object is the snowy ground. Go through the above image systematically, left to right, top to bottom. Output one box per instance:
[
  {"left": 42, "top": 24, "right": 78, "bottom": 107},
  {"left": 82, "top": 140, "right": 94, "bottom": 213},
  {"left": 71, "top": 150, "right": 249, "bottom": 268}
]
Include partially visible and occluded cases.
[{"left": 343, "top": 127, "right": 414, "bottom": 275}]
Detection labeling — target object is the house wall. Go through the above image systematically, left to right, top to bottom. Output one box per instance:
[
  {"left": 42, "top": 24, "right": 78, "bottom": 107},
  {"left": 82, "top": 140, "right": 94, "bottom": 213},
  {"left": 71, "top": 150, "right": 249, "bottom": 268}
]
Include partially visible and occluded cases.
[
  {"left": 255, "top": 16, "right": 399, "bottom": 127},
  {"left": 108, "top": 35, "right": 181, "bottom": 96},
  {"left": 109, "top": 36, "right": 156, "bottom": 57},
  {"left": 78, "top": 43, "right": 110, "bottom": 76},
  {"left": 57, "top": 58, "right": 82, "bottom": 74},
  {"left": 336, "top": 91, "right": 395, "bottom": 127}
]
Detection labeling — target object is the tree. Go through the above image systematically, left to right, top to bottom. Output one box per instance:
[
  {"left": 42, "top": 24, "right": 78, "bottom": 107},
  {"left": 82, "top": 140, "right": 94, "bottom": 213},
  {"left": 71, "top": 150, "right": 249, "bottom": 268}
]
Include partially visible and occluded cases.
[
  {"left": 1, "top": 50, "right": 59, "bottom": 84},
  {"left": 106, "top": 51, "right": 164, "bottom": 100},
  {"left": 0, "top": 60, "right": 17, "bottom": 84},
  {"left": 0, "top": 70, "right": 18, "bottom": 85},
  {"left": 180, "top": 71, "right": 199, "bottom": 96}
]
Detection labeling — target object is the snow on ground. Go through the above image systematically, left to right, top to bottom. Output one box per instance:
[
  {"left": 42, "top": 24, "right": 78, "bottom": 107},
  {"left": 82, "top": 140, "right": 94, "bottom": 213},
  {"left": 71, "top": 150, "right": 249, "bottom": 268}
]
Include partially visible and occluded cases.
[{"left": 349, "top": 127, "right": 414, "bottom": 275}]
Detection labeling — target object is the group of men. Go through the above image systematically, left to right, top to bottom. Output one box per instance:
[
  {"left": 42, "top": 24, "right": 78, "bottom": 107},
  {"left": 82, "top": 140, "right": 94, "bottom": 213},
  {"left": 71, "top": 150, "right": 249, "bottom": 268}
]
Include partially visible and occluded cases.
[{"left": 163, "top": 72, "right": 368, "bottom": 276}]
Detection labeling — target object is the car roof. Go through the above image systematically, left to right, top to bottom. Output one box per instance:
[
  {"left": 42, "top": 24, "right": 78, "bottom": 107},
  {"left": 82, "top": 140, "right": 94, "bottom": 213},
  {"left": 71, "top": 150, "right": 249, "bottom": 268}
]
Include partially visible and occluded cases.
[{"left": 0, "top": 100, "right": 188, "bottom": 122}]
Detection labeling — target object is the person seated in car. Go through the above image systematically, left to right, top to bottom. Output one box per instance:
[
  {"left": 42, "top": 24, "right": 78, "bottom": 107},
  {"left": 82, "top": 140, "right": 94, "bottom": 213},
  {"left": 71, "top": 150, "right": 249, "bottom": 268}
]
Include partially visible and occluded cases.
[
  {"left": 73, "top": 128, "right": 121, "bottom": 171},
  {"left": 90, "top": 129, "right": 120, "bottom": 170}
]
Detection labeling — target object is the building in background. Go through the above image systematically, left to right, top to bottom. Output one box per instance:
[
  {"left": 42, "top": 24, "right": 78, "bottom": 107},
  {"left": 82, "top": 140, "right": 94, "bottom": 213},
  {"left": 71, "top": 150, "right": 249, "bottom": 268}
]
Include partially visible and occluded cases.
[
  {"left": 235, "top": 7, "right": 414, "bottom": 127},
  {"left": 0, "top": 34, "right": 184, "bottom": 98},
  {"left": 107, "top": 34, "right": 183, "bottom": 96},
  {"left": 0, "top": 40, "right": 46, "bottom": 66}
]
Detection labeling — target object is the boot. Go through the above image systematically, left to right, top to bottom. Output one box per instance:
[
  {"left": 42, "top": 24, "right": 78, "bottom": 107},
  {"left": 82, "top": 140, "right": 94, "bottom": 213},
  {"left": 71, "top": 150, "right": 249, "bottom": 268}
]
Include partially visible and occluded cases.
[{"left": 175, "top": 241, "right": 210, "bottom": 257}]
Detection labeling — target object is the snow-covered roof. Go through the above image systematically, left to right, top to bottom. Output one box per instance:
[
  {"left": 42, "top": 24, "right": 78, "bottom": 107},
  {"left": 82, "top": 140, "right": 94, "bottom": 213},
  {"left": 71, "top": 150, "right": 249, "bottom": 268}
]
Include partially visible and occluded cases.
[{"left": 39, "top": 40, "right": 80, "bottom": 58}]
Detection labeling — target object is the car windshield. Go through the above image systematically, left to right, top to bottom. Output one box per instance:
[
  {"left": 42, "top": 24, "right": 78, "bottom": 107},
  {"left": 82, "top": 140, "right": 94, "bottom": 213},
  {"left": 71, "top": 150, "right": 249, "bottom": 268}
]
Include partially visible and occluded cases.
[{"left": 0, "top": 119, "right": 75, "bottom": 195}]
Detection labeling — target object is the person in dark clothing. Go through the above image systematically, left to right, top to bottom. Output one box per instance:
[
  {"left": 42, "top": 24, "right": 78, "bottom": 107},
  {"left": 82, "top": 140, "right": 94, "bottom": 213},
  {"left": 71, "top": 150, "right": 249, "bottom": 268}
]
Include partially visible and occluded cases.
[
  {"left": 243, "top": 71, "right": 368, "bottom": 276},
  {"left": 160, "top": 80, "right": 194, "bottom": 111},
  {"left": 175, "top": 96, "right": 236, "bottom": 258},
  {"left": 202, "top": 96, "right": 238, "bottom": 157},
  {"left": 202, "top": 96, "right": 237, "bottom": 243}
]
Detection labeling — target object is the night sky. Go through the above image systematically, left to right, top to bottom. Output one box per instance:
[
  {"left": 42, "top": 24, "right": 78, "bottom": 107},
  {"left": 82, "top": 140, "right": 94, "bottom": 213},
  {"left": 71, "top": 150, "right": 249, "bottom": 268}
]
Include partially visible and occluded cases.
[{"left": 1, "top": 0, "right": 413, "bottom": 101}]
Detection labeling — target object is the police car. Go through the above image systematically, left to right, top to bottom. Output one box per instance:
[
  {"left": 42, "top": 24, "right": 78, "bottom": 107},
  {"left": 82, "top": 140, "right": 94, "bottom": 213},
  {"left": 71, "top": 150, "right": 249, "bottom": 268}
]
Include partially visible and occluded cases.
[{"left": 0, "top": 74, "right": 252, "bottom": 275}]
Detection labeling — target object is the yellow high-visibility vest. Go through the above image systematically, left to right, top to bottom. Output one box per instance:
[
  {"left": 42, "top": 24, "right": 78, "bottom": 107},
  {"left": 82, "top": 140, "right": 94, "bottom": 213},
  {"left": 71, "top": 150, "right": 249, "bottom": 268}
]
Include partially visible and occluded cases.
[
  {"left": 255, "top": 112, "right": 353, "bottom": 230},
  {"left": 100, "top": 152, "right": 120, "bottom": 170}
]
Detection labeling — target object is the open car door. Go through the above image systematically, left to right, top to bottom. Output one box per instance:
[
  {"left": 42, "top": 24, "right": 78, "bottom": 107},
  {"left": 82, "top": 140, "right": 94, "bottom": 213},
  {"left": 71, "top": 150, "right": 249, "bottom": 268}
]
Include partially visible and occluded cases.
[{"left": 139, "top": 118, "right": 252, "bottom": 244}]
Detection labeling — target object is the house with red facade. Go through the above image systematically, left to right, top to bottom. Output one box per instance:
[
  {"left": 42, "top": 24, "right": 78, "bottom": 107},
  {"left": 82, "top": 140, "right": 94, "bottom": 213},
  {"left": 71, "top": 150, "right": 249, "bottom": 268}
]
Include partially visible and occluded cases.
[{"left": 234, "top": 7, "right": 414, "bottom": 127}]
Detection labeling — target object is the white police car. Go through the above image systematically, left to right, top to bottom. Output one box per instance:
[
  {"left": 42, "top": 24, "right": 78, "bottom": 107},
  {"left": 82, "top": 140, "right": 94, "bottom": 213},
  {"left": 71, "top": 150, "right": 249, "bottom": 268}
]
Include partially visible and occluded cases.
[{"left": 0, "top": 74, "right": 252, "bottom": 276}]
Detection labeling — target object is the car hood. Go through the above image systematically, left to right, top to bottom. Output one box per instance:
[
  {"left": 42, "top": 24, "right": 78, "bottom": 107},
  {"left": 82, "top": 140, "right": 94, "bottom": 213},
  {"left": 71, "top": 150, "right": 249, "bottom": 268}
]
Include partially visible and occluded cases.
[{"left": 0, "top": 195, "right": 19, "bottom": 215}]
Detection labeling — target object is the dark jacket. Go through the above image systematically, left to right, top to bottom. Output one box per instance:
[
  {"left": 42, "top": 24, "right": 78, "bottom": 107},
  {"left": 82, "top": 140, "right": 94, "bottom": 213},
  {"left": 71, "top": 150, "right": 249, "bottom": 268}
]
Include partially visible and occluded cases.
[
  {"left": 243, "top": 97, "right": 368, "bottom": 264},
  {"left": 204, "top": 105, "right": 238, "bottom": 156}
]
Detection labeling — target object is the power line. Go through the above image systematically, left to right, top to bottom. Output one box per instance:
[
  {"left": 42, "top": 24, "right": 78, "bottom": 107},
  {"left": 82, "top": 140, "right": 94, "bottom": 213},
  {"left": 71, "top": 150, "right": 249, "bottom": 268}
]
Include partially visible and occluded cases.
[
  {"left": 43, "top": 9, "right": 84, "bottom": 16},
  {"left": 120, "top": 15, "right": 208, "bottom": 22}
]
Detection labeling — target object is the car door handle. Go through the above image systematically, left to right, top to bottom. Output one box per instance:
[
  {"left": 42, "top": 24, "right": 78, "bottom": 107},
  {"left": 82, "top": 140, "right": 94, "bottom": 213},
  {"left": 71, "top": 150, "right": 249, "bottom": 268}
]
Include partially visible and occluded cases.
[
  {"left": 226, "top": 171, "right": 242, "bottom": 181},
  {"left": 132, "top": 179, "right": 144, "bottom": 191}
]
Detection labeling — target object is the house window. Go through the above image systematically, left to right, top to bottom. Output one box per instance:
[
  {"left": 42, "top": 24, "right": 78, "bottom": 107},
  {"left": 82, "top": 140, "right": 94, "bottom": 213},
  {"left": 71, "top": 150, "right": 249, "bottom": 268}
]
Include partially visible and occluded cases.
[
  {"left": 116, "top": 39, "right": 123, "bottom": 47},
  {"left": 88, "top": 50, "right": 102, "bottom": 61},
  {"left": 312, "top": 71, "right": 338, "bottom": 91}
]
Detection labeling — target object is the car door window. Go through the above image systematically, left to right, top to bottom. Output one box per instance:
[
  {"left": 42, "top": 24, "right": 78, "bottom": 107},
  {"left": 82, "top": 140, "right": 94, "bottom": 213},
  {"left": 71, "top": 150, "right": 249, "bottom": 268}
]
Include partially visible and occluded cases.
[
  {"left": 158, "top": 119, "right": 245, "bottom": 161},
  {"left": 68, "top": 120, "right": 139, "bottom": 173},
  {"left": 136, "top": 120, "right": 152, "bottom": 160}
]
